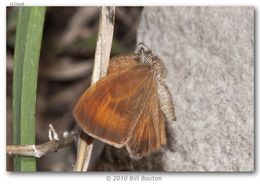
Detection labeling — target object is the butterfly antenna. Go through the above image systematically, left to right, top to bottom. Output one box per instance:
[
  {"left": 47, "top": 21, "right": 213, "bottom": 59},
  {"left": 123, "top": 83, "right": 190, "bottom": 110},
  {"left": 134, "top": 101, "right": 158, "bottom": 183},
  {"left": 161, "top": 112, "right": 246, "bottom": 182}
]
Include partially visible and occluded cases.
[{"left": 138, "top": 42, "right": 151, "bottom": 51}]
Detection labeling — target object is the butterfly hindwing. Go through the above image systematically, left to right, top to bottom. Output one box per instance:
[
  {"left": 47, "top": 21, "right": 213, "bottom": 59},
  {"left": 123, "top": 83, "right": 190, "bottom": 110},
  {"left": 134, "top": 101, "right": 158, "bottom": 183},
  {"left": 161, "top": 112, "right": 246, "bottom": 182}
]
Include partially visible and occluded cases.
[{"left": 126, "top": 82, "right": 166, "bottom": 158}]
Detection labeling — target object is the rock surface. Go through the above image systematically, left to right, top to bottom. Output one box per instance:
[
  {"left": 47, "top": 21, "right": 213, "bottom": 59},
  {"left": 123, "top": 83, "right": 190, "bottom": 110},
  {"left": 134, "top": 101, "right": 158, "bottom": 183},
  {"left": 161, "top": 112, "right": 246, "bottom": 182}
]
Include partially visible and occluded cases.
[{"left": 96, "top": 6, "right": 254, "bottom": 171}]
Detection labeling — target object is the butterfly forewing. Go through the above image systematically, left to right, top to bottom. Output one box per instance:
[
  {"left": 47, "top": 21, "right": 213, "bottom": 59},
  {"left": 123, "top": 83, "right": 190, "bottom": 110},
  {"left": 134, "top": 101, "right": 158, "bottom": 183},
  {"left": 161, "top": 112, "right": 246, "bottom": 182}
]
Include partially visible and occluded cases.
[{"left": 73, "top": 64, "right": 154, "bottom": 147}]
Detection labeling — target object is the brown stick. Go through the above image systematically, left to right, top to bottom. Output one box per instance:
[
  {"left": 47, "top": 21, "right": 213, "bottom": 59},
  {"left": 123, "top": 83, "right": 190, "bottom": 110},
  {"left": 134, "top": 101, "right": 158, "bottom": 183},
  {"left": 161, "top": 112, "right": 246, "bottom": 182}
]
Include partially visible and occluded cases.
[
  {"left": 73, "top": 6, "right": 115, "bottom": 172},
  {"left": 7, "top": 125, "right": 78, "bottom": 158}
]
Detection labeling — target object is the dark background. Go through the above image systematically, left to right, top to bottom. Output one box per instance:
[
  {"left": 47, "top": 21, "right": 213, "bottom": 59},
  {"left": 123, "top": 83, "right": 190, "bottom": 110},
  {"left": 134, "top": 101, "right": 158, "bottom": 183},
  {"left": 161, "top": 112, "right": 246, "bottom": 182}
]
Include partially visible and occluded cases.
[{"left": 6, "top": 7, "right": 143, "bottom": 171}]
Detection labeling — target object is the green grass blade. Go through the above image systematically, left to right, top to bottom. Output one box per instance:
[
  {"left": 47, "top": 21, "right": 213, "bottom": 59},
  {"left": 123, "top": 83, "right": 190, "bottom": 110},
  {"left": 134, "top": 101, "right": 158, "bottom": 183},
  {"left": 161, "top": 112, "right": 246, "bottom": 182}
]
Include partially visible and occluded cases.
[{"left": 13, "top": 7, "right": 46, "bottom": 172}]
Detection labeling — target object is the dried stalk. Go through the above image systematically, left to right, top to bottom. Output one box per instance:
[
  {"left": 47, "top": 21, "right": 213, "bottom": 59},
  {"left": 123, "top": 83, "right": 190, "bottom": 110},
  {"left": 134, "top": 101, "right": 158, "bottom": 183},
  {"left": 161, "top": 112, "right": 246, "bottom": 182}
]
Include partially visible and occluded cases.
[
  {"left": 74, "top": 6, "right": 115, "bottom": 172},
  {"left": 7, "top": 125, "right": 78, "bottom": 158}
]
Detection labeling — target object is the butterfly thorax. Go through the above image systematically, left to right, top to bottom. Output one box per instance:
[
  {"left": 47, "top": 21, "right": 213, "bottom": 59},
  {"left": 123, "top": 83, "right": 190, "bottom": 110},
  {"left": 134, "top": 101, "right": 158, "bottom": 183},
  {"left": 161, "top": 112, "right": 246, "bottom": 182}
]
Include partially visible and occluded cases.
[{"left": 137, "top": 48, "right": 167, "bottom": 81}]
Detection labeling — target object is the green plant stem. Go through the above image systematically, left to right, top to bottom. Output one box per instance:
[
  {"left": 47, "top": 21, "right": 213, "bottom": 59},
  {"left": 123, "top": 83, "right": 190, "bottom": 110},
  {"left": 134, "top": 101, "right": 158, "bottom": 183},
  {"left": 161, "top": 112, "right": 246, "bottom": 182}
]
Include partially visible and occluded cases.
[{"left": 13, "top": 7, "right": 45, "bottom": 172}]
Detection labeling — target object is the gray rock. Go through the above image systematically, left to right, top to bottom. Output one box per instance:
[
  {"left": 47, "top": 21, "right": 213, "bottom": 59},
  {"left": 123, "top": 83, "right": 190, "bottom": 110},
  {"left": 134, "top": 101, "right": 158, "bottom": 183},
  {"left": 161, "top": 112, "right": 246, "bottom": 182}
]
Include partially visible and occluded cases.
[
  {"left": 137, "top": 6, "right": 254, "bottom": 172},
  {"left": 96, "top": 7, "right": 254, "bottom": 172}
]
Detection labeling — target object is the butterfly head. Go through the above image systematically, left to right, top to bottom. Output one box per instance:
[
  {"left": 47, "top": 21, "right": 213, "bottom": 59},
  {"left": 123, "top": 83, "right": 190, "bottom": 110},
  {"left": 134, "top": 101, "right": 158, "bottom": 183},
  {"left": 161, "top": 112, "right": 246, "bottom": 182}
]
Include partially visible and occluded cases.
[{"left": 137, "top": 43, "right": 167, "bottom": 80}]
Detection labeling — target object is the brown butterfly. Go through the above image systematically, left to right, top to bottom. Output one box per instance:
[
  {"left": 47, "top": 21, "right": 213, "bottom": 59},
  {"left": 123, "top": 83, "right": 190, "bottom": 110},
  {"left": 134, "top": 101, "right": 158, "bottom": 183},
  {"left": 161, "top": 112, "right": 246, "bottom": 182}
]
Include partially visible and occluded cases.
[{"left": 73, "top": 44, "right": 176, "bottom": 159}]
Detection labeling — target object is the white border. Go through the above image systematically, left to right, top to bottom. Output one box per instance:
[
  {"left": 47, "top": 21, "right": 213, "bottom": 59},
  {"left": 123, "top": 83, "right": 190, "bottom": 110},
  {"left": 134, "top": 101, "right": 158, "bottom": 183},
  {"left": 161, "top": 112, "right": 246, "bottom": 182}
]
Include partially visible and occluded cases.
[{"left": 1, "top": 1, "right": 258, "bottom": 186}]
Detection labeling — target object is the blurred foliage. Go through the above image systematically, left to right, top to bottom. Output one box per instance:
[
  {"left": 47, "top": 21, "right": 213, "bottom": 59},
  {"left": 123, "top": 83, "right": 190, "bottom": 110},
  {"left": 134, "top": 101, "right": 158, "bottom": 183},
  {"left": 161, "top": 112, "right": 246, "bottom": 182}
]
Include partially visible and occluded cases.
[
  {"left": 7, "top": 8, "right": 19, "bottom": 48},
  {"left": 61, "top": 36, "right": 128, "bottom": 58}
]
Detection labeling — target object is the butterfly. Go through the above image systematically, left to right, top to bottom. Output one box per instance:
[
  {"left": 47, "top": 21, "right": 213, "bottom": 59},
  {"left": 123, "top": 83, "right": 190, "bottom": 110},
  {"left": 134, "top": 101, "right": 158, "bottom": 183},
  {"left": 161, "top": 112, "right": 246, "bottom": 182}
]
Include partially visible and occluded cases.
[{"left": 73, "top": 44, "right": 176, "bottom": 159}]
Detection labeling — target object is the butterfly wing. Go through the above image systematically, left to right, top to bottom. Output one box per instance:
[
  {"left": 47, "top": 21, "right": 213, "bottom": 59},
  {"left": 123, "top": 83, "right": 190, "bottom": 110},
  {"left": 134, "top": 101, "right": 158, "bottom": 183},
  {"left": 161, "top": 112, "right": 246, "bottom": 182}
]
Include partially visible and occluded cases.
[
  {"left": 108, "top": 54, "right": 139, "bottom": 74},
  {"left": 74, "top": 64, "right": 154, "bottom": 147},
  {"left": 126, "top": 82, "right": 167, "bottom": 159}
]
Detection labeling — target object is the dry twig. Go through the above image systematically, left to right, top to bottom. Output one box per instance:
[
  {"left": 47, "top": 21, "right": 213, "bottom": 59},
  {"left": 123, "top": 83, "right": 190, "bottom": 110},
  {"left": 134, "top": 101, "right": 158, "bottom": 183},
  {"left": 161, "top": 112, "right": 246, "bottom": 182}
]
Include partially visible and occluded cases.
[
  {"left": 74, "top": 6, "right": 115, "bottom": 172},
  {"left": 7, "top": 124, "right": 79, "bottom": 158}
]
